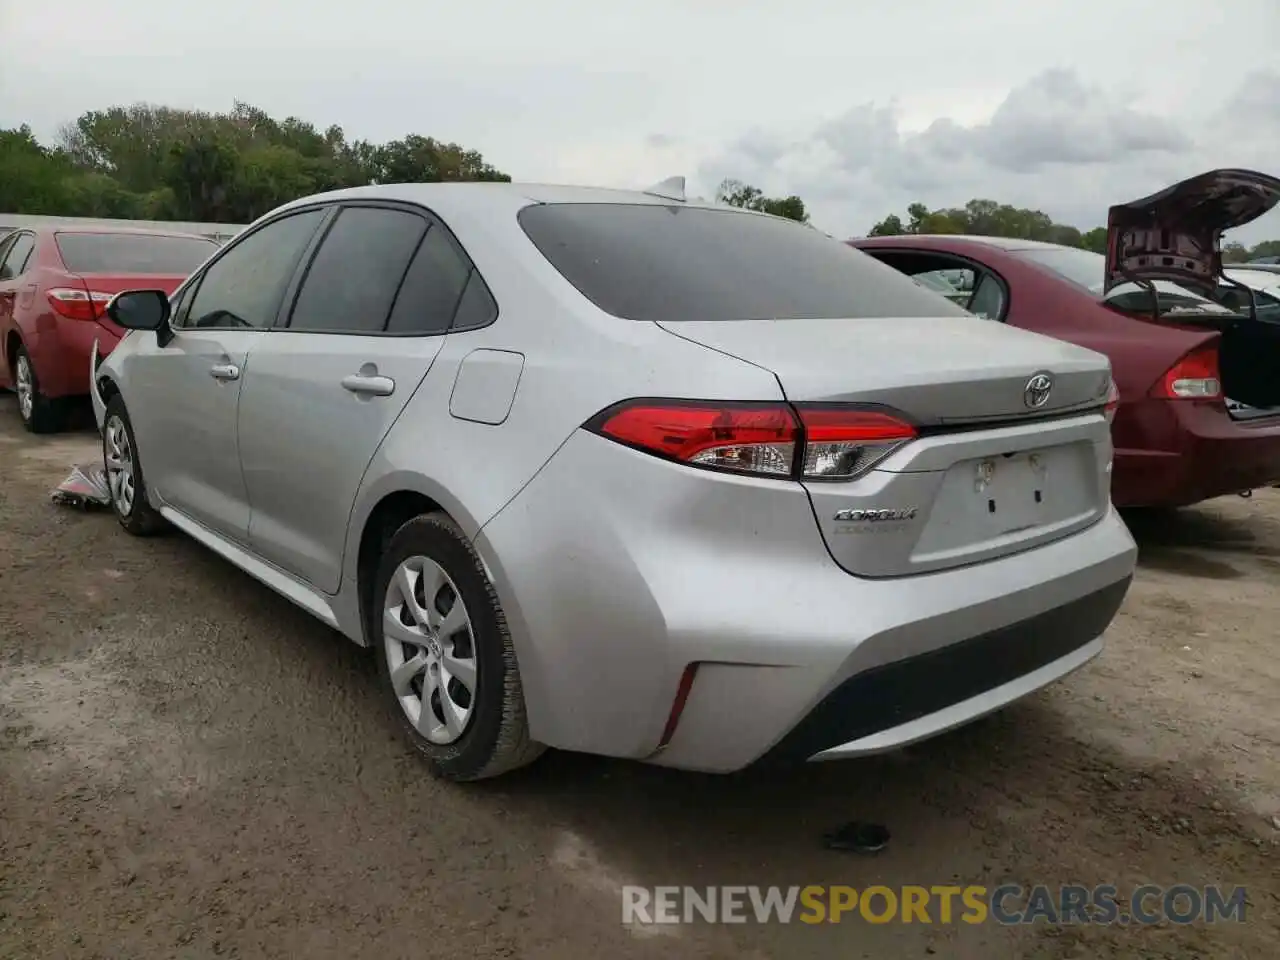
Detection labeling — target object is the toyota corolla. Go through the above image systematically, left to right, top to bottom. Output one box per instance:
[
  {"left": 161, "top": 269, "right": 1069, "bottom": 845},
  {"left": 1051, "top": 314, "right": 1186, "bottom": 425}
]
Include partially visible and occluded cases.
[{"left": 89, "top": 179, "right": 1137, "bottom": 780}]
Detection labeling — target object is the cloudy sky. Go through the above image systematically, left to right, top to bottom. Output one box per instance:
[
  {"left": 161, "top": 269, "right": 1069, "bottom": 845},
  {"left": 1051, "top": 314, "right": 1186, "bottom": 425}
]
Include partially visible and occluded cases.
[{"left": 3, "top": 0, "right": 1279, "bottom": 243}]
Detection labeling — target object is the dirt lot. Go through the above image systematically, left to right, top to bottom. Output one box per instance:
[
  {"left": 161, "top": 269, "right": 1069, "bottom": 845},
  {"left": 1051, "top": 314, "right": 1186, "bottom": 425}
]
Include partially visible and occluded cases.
[{"left": 1, "top": 394, "right": 1277, "bottom": 960}]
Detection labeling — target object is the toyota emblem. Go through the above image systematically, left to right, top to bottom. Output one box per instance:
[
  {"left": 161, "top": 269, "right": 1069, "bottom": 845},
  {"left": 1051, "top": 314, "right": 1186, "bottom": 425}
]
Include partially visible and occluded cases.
[{"left": 1023, "top": 373, "right": 1053, "bottom": 409}]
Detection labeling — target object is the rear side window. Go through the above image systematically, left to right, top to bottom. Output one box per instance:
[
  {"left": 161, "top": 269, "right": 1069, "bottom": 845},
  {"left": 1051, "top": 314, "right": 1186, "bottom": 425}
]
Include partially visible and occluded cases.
[
  {"left": 518, "top": 203, "right": 969, "bottom": 322},
  {"left": 288, "top": 207, "right": 427, "bottom": 333},
  {"left": 384, "top": 224, "right": 482, "bottom": 335},
  {"left": 55, "top": 233, "right": 217, "bottom": 274}
]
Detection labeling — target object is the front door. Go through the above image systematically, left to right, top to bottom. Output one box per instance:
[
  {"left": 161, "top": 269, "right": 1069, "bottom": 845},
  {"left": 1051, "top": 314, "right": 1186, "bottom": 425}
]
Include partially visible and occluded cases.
[
  {"left": 237, "top": 204, "right": 484, "bottom": 592},
  {"left": 123, "top": 207, "right": 328, "bottom": 542}
]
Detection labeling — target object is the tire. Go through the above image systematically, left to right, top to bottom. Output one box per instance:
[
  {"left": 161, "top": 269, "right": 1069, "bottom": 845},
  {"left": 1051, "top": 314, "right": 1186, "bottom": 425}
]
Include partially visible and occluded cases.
[
  {"left": 13, "top": 345, "right": 66, "bottom": 434},
  {"left": 102, "top": 394, "right": 166, "bottom": 536},
  {"left": 372, "top": 512, "right": 544, "bottom": 781}
]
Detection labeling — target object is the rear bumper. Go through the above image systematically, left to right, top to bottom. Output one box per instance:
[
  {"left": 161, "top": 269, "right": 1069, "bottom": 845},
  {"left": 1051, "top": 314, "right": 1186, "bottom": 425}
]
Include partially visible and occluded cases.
[
  {"left": 1113, "top": 399, "right": 1280, "bottom": 507},
  {"left": 477, "top": 429, "right": 1137, "bottom": 773},
  {"left": 761, "top": 578, "right": 1126, "bottom": 764}
]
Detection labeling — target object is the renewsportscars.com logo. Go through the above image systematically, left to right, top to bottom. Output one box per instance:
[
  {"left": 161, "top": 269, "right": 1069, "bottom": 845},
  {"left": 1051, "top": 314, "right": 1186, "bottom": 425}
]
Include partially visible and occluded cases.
[{"left": 622, "top": 884, "right": 1249, "bottom": 926}]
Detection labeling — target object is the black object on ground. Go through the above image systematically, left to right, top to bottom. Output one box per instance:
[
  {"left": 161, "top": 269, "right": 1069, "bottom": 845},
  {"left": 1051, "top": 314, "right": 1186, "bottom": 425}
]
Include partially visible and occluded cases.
[{"left": 822, "top": 821, "right": 890, "bottom": 853}]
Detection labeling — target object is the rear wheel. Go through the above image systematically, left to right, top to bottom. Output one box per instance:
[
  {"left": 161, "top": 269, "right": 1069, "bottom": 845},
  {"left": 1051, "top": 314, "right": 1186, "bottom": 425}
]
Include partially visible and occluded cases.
[
  {"left": 14, "top": 346, "right": 65, "bottom": 434},
  {"left": 103, "top": 394, "right": 166, "bottom": 536},
  {"left": 373, "top": 513, "right": 544, "bottom": 781}
]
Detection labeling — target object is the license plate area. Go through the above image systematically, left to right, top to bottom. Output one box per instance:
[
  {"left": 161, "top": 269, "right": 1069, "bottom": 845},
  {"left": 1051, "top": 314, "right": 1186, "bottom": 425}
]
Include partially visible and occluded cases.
[
  {"left": 912, "top": 442, "right": 1100, "bottom": 563},
  {"left": 973, "top": 450, "right": 1055, "bottom": 533}
]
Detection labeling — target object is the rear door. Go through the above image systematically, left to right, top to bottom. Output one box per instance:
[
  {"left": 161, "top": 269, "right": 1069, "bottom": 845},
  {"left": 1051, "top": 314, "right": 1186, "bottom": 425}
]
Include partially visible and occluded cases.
[
  {"left": 236, "top": 202, "right": 484, "bottom": 593},
  {"left": 120, "top": 208, "right": 328, "bottom": 542}
]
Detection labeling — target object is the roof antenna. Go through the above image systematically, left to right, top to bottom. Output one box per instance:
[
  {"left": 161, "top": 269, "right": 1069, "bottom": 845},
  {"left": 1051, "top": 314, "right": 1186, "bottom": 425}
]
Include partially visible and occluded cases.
[{"left": 642, "top": 176, "right": 686, "bottom": 202}]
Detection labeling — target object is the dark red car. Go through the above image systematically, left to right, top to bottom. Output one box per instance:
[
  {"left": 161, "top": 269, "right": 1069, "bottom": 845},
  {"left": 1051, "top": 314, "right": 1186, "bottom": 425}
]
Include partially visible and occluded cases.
[
  {"left": 851, "top": 168, "right": 1280, "bottom": 509},
  {"left": 0, "top": 226, "right": 218, "bottom": 433}
]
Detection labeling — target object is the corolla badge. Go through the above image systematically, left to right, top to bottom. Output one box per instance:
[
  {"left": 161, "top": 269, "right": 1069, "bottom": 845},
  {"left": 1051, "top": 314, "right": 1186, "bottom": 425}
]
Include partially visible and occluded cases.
[
  {"left": 1023, "top": 372, "right": 1054, "bottom": 409},
  {"left": 833, "top": 507, "right": 918, "bottom": 522}
]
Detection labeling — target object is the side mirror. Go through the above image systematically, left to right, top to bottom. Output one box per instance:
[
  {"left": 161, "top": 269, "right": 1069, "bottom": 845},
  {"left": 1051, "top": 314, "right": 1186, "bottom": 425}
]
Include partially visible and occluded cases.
[{"left": 106, "top": 289, "right": 172, "bottom": 331}]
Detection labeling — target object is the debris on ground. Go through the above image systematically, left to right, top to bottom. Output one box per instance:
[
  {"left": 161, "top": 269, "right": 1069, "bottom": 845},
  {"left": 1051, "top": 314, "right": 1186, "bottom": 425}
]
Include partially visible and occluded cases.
[
  {"left": 50, "top": 462, "right": 111, "bottom": 509},
  {"left": 822, "top": 821, "right": 890, "bottom": 853}
]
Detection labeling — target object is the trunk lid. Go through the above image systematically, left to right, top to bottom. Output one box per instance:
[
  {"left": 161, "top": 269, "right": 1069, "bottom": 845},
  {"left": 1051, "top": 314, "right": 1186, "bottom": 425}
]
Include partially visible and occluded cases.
[
  {"left": 1103, "top": 168, "right": 1280, "bottom": 410},
  {"left": 1104, "top": 168, "right": 1280, "bottom": 298},
  {"left": 657, "top": 316, "right": 1113, "bottom": 424},
  {"left": 657, "top": 317, "right": 1115, "bottom": 577}
]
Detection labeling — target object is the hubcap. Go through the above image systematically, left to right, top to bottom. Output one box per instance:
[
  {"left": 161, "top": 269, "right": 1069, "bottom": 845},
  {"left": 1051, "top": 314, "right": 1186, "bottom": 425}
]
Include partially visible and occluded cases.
[
  {"left": 15, "top": 355, "right": 33, "bottom": 421},
  {"left": 103, "top": 415, "right": 136, "bottom": 516},
  {"left": 383, "top": 556, "right": 478, "bottom": 745}
]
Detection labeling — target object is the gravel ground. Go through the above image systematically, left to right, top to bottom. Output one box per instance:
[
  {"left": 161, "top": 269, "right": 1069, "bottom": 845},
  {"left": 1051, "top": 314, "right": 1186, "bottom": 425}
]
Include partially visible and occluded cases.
[{"left": 1, "top": 394, "right": 1277, "bottom": 959}]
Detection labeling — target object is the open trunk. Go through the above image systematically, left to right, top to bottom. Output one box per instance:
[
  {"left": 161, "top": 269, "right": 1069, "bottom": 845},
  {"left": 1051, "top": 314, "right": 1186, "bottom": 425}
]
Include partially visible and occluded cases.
[
  {"left": 1105, "top": 167, "right": 1280, "bottom": 410},
  {"left": 658, "top": 317, "right": 1114, "bottom": 577}
]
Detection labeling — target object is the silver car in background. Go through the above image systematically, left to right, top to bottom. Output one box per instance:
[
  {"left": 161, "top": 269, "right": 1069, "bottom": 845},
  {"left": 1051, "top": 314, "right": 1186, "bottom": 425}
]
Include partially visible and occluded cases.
[{"left": 90, "top": 181, "right": 1137, "bottom": 781}]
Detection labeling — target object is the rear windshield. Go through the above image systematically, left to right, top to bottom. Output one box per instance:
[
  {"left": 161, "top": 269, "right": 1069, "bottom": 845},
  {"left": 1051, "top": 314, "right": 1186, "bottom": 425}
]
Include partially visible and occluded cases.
[
  {"left": 517, "top": 203, "right": 970, "bottom": 322},
  {"left": 56, "top": 232, "right": 218, "bottom": 275},
  {"left": 1013, "top": 246, "right": 1236, "bottom": 316}
]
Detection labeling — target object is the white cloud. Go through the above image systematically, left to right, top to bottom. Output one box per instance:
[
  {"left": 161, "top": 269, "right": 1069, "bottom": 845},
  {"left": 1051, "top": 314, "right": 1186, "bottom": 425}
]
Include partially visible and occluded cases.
[
  {"left": 2, "top": 0, "right": 1278, "bottom": 243},
  {"left": 699, "top": 68, "right": 1280, "bottom": 244}
]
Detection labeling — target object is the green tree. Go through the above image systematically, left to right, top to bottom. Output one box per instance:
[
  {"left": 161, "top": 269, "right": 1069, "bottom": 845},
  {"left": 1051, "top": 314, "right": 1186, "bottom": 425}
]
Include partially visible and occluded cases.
[
  {"left": 3, "top": 100, "right": 511, "bottom": 224},
  {"left": 0, "top": 126, "right": 75, "bottom": 214},
  {"left": 715, "top": 178, "right": 810, "bottom": 223},
  {"left": 861, "top": 199, "right": 1280, "bottom": 257},
  {"left": 867, "top": 213, "right": 905, "bottom": 236},
  {"left": 1080, "top": 227, "right": 1108, "bottom": 254},
  {"left": 1222, "top": 242, "right": 1251, "bottom": 263}
]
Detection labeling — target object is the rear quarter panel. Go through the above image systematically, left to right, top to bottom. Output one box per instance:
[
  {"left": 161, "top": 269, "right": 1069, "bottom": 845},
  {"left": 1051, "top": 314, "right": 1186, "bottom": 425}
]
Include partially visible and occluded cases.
[{"left": 341, "top": 198, "right": 785, "bottom": 587}]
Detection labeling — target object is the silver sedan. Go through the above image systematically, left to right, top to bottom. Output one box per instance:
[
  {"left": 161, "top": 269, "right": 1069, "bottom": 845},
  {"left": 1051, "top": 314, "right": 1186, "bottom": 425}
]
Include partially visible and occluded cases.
[{"left": 90, "top": 179, "right": 1136, "bottom": 780}]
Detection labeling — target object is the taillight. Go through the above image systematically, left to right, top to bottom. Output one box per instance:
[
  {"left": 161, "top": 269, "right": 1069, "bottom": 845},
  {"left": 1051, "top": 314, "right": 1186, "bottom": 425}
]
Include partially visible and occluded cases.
[
  {"left": 47, "top": 287, "right": 113, "bottom": 321},
  {"left": 1150, "top": 344, "right": 1222, "bottom": 400},
  {"left": 1104, "top": 379, "right": 1120, "bottom": 423},
  {"left": 585, "top": 400, "right": 917, "bottom": 481},
  {"left": 590, "top": 401, "right": 797, "bottom": 477},
  {"left": 795, "top": 407, "right": 916, "bottom": 480}
]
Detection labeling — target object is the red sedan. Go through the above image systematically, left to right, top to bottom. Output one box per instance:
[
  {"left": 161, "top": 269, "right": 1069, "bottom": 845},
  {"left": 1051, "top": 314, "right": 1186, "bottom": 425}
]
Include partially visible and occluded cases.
[
  {"left": 851, "top": 168, "right": 1280, "bottom": 509},
  {"left": 0, "top": 226, "right": 218, "bottom": 433}
]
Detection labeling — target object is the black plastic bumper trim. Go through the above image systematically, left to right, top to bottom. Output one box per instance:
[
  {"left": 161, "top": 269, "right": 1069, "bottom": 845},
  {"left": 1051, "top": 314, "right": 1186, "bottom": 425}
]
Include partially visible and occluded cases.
[{"left": 756, "top": 575, "right": 1132, "bottom": 766}]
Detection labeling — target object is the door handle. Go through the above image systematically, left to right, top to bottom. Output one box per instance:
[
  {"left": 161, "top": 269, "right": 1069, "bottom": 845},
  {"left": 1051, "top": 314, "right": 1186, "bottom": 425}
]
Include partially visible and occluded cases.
[
  {"left": 210, "top": 363, "right": 240, "bottom": 381},
  {"left": 341, "top": 374, "right": 395, "bottom": 397}
]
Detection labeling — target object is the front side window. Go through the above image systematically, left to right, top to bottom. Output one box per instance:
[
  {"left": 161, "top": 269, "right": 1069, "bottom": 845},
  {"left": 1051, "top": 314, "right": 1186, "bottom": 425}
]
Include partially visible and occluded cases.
[
  {"left": 518, "top": 203, "right": 969, "bottom": 322},
  {"left": 287, "top": 207, "right": 428, "bottom": 334},
  {"left": 186, "top": 209, "right": 326, "bottom": 330},
  {"left": 0, "top": 233, "right": 35, "bottom": 280},
  {"left": 968, "top": 274, "right": 1007, "bottom": 320}
]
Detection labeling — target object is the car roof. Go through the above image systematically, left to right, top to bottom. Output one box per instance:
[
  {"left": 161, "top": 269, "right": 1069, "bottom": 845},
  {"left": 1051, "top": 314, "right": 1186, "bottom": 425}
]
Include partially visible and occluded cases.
[
  {"left": 272, "top": 180, "right": 739, "bottom": 222},
  {"left": 47, "top": 225, "right": 217, "bottom": 241},
  {"left": 851, "top": 233, "right": 1083, "bottom": 254},
  {"left": 882, "top": 234, "right": 1072, "bottom": 251}
]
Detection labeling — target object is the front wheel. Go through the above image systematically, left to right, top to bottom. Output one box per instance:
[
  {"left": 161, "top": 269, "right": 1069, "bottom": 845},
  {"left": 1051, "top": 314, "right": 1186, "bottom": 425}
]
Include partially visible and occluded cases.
[
  {"left": 102, "top": 394, "right": 166, "bottom": 536},
  {"left": 373, "top": 513, "right": 544, "bottom": 781}
]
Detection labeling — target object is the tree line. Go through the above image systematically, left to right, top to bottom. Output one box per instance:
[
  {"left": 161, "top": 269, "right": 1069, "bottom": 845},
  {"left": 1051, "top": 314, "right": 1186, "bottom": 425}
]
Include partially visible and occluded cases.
[
  {"left": 0, "top": 101, "right": 812, "bottom": 229},
  {"left": 2, "top": 101, "right": 1275, "bottom": 261},
  {"left": 0, "top": 102, "right": 512, "bottom": 224},
  {"left": 866, "top": 200, "right": 1280, "bottom": 263}
]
